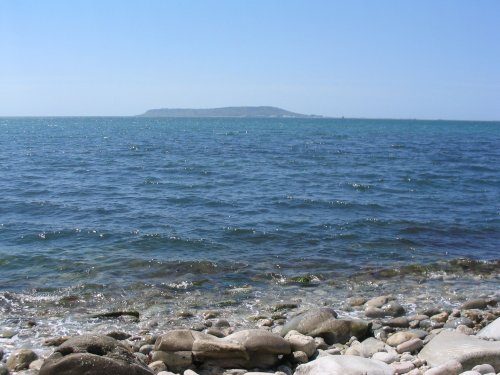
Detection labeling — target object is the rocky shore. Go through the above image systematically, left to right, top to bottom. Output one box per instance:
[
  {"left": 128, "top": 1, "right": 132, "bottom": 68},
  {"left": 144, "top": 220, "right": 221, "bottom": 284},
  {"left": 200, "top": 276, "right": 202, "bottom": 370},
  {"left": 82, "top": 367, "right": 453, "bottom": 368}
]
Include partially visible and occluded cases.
[{"left": 1, "top": 294, "right": 499, "bottom": 375}]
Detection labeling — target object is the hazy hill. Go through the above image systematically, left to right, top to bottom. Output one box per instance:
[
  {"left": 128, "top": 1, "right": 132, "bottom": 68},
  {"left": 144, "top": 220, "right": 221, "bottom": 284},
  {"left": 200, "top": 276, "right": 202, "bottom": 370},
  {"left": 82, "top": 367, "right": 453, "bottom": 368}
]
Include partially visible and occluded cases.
[{"left": 138, "top": 106, "right": 321, "bottom": 118}]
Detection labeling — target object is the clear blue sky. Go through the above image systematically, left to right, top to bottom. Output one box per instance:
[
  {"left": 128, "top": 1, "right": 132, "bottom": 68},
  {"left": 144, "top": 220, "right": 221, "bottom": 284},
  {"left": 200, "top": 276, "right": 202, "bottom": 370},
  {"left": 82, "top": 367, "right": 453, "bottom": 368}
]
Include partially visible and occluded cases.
[{"left": 1, "top": 0, "right": 499, "bottom": 120}]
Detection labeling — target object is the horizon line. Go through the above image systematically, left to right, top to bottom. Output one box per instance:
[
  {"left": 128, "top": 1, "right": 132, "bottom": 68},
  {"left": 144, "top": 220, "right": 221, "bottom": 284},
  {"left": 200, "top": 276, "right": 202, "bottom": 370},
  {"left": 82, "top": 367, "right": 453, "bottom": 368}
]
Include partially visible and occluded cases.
[{"left": 0, "top": 115, "right": 499, "bottom": 123}]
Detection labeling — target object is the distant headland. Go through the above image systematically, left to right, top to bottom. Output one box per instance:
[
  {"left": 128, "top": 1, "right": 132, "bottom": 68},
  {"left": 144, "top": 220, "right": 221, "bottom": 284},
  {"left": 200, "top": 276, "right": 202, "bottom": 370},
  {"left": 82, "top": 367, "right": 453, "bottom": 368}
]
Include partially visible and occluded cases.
[{"left": 137, "top": 106, "right": 322, "bottom": 118}]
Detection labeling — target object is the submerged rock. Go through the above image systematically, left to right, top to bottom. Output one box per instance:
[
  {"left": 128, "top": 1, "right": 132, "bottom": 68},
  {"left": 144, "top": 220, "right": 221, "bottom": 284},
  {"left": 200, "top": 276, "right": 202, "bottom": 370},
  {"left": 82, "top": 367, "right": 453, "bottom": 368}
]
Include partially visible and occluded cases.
[{"left": 39, "top": 335, "right": 153, "bottom": 375}]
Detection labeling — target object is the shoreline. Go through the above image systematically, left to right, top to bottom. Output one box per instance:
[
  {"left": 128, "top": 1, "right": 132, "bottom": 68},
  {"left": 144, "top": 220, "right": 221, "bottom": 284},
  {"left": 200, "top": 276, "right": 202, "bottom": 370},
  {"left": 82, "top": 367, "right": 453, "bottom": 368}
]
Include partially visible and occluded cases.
[{"left": 1, "top": 269, "right": 499, "bottom": 374}]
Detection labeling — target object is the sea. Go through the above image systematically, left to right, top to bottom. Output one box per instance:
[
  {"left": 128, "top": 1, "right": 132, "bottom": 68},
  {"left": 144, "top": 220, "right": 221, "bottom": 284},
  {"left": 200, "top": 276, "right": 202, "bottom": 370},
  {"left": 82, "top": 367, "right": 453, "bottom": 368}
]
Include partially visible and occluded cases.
[{"left": 0, "top": 117, "right": 499, "bottom": 351}]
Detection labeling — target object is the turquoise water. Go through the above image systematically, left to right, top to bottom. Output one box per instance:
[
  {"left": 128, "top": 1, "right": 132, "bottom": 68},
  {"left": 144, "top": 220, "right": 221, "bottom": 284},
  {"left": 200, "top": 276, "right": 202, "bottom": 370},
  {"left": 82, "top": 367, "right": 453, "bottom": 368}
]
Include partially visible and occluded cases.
[{"left": 0, "top": 117, "right": 499, "bottom": 328}]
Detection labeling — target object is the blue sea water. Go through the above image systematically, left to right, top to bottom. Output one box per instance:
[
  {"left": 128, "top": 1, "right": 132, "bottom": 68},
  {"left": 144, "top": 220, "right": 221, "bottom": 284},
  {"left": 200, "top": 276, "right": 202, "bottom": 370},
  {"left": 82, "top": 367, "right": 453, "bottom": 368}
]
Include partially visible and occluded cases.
[{"left": 0, "top": 117, "right": 499, "bottom": 332}]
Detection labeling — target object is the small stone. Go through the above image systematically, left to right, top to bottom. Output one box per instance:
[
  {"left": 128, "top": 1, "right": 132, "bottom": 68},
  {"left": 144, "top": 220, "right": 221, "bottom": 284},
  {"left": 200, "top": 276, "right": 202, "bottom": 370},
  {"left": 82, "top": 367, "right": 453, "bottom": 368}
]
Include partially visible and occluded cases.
[
  {"left": 366, "top": 295, "right": 393, "bottom": 308},
  {"left": 348, "top": 297, "right": 367, "bottom": 306},
  {"left": 459, "top": 299, "right": 490, "bottom": 310},
  {"left": 421, "top": 308, "right": 442, "bottom": 317},
  {"left": 177, "top": 310, "right": 194, "bottom": 318},
  {"left": 203, "top": 311, "right": 220, "bottom": 319},
  {"left": 430, "top": 312, "right": 449, "bottom": 323},
  {"left": 383, "top": 317, "right": 410, "bottom": 328},
  {"left": 444, "top": 317, "right": 474, "bottom": 329},
  {"left": 257, "top": 318, "right": 273, "bottom": 327},
  {"left": 214, "top": 319, "right": 230, "bottom": 328},
  {"left": 456, "top": 325, "right": 474, "bottom": 335},
  {"left": 284, "top": 330, "right": 317, "bottom": 357},
  {"left": 106, "top": 331, "right": 132, "bottom": 340},
  {"left": 387, "top": 331, "right": 419, "bottom": 346},
  {"left": 314, "top": 337, "right": 328, "bottom": 350},
  {"left": 397, "top": 338, "right": 424, "bottom": 354},
  {"left": 140, "top": 344, "right": 155, "bottom": 354},
  {"left": 6, "top": 349, "right": 38, "bottom": 371},
  {"left": 292, "top": 350, "right": 309, "bottom": 364},
  {"left": 372, "top": 351, "right": 398, "bottom": 364},
  {"left": 29, "top": 359, "right": 44, "bottom": 371},
  {"left": 422, "top": 359, "right": 462, "bottom": 375},
  {"left": 149, "top": 360, "right": 167, "bottom": 373},
  {"left": 391, "top": 361, "right": 415, "bottom": 374},
  {"left": 471, "top": 363, "right": 495, "bottom": 374},
  {"left": 0, "top": 364, "right": 9, "bottom": 375},
  {"left": 184, "top": 370, "right": 199, "bottom": 375}
]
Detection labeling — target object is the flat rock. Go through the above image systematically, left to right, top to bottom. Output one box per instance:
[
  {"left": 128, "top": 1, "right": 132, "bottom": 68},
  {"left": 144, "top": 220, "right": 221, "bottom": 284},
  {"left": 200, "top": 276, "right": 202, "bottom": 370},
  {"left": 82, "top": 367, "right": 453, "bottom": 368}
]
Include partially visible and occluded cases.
[
  {"left": 476, "top": 317, "right": 500, "bottom": 340},
  {"left": 418, "top": 331, "right": 500, "bottom": 371},
  {"left": 39, "top": 335, "right": 153, "bottom": 375},
  {"left": 293, "top": 355, "right": 394, "bottom": 375}
]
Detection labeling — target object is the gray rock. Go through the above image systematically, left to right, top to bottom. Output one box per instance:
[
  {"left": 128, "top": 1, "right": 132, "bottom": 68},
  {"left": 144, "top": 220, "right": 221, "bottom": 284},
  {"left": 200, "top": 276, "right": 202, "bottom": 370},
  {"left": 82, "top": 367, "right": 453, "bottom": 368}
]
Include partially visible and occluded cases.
[
  {"left": 366, "top": 296, "right": 393, "bottom": 308},
  {"left": 459, "top": 299, "right": 490, "bottom": 310},
  {"left": 281, "top": 308, "right": 338, "bottom": 337},
  {"left": 281, "top": 309, "right": 369, "bottom": 345},
  {"left": 383, "top": 317, "right": 410, "bottom": 328},
  {"left": 476, "top": 317, "right": 500, "bottom": 341},
  {"left": 444, "top": 318, "right": 474, "bottom": 329},
  {"left": 284, "top": 330, "right": 316, "bottom": 357},
  {"left": 387, "top": 331, "right": 419, "bottom": 347},
  {"left": 419, "top": 331, "right": 500, "bottom": 371},
  {"left": 39, "top": 335, "right": 153, "bottom": 375},
  {"left": 352, "top": 337, "right": 386, "bottom": 358},
  {"left": 397, "top": 338, "right": 424, "bottom": 354},
  {"left": 6, "top": 349, "right": 38, "bottom": 371},
  {"left": 152, "top": 350, "right": 193, "bottom": 370},
  {"left": 292, "top": 350, "right": 309, "bottom": 364},
  {"left": 372, "top": 352, "right": 398, "bottom": 364},
  {"left": 293, "top": 355, "right": 395, "bottom": 375},
  {"left": 29, "top": 358, "right": 44, "bottom": 371},
  {"left": 423, "top": 359, "right": 462, "bottom": 375},
  {"left": 149, "top": 360, "right": 167, "bottom": 373},
  {"left": 391, "top": 361, "right": 415, "bottom": 374},
  {"left": 0, "top": 363, "right": 9, "bottom": 375},
  {"left": 470, "top": 363, "right": 495, "bottom": 374},
  {"left": 458, "top": 371, "right": 481, "bottom": 375}
]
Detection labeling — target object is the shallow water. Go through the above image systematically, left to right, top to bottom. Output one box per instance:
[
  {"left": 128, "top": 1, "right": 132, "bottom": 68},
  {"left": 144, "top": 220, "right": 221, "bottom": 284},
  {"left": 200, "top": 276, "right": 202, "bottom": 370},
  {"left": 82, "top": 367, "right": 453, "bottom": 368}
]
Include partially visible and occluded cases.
[{"left": 0, "top": 117, "right": 499, "bottom": 350}]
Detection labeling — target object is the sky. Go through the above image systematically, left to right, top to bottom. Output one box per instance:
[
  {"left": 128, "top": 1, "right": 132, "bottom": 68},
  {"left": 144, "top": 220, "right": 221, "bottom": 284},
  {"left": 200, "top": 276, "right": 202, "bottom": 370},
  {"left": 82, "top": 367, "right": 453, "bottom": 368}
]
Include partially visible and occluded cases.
[{"left": 1, "top": 0, "right": 499, "bottom": 120}]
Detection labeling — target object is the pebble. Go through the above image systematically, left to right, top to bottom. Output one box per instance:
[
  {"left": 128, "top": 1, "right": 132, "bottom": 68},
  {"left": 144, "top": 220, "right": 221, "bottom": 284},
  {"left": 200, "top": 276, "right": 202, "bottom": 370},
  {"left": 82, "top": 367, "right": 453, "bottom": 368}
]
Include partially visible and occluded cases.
[
  {"left": 387, "top": 331, "right": 418, "bottom": 346},
  {"left": 397, "top": 338, "right": 424, "bottom": 354},
  {"left": 6, "top": 349, "right": 38, "bottom": 371},
  {"left": 372, "top": 351, "right": 398, "bottom": 364},
  {"left": 423, "top": 359, "right": 462, "bottom": 375},
  {"left": 149, "top": 360, "right": 167, "bottom": 372},
  {"left": 391, "top": 361, "right": 415, "bottom": 374},
  {"left": 0, "top": 364, "right": 8, "bottom": 375},
  {"left": 471, "top": 364, "right": 496, "bottom": 374}
]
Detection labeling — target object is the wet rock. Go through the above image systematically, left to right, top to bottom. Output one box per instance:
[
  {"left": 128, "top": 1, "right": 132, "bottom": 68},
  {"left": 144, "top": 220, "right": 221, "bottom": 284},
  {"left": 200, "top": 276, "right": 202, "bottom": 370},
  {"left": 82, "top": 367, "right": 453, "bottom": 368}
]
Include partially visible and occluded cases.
[
  {"left": 366, "top": 296, "right": 393, "bottom": 308},
  {"left": 348, "top": 297, "right": 367, "bottom": 307},
  {"left": 459, "top": 299, "right": 491, "bottom": 310},
  {"left": 273, "top": 303, "right": 299, "bottom": 312},
  {"left": 281, "top": 308, "right": 338, "bottom": 337},
  {"left": 430, "top": 312, "right": 449, "bottom": 323},
  {"left": 383, "top": 317, "right": 410, "bottom": 328},
  {"left": 476, "top": 317, "right": 500, "bottom": 340},
  {"left": 444, "top": 318, "right": 474, "bottom": 329},
  {"left": 0, "top": 330, "right": 17, "bottom": 339},
  {"left": 284, "top": 330, "right": 316, "bottom": 357},
  {"left": 107, "top": 331, "right": 132, "bottom": 340},
  {"left": 387, "top": 331, "right": 419, "bottom": 347},
  {"left": 418, "top": 331, "right": 500, "bottom": 371},
  {"left": 39, "top": 335, "right": 153, "bottom": 375},
  {"left": 140, "top": 344, "right": 155, "bottom": 355},
  {"left": 6, "top": 349, "right": 38, "bottom": 371},
  {"left": 152, "top": 350, "right": 192, "bottom": 370},
  {"left": 293, "top": 355, "right": 394, "bottom": 375},
  {"left": 422, "top": 359, "right": 462, "bottom": 375},
  {"left": 0, "top": 364, "right": 8, "bottom": 375}
]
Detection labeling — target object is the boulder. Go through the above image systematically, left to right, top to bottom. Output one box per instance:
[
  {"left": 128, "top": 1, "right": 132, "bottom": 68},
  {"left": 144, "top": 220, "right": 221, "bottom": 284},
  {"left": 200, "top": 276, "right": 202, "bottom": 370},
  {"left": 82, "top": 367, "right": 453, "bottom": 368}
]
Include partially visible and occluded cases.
[
  {"left": 281, "top": 308, "right": 338, "bottom": 337},
  {"left": 476, "top": 317, "right": 500, "bottom": 340},
  {"left": 418, "top": 331, "right": 500, "bottom": 371},
  {"left": 39, "top": 335, "right": 153, "bottom": 375},
  {"left": 6, "top": 349, "right": 38, "bottom": 371},
  {"left": 293, "top": 355, "right": 394, "bottom": 375}
]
